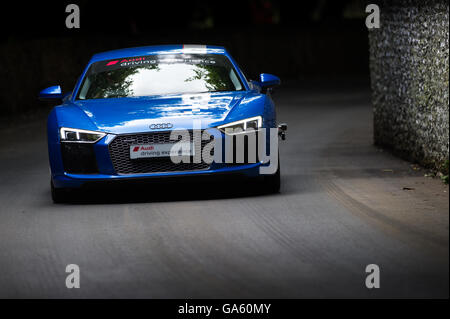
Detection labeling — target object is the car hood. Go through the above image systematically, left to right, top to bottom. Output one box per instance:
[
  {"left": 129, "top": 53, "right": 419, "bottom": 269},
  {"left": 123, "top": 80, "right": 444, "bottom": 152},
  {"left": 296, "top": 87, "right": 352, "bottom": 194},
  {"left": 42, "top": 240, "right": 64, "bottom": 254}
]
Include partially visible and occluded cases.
[{"left": 71, "top": 92, "right": 250, "bottom": 134}]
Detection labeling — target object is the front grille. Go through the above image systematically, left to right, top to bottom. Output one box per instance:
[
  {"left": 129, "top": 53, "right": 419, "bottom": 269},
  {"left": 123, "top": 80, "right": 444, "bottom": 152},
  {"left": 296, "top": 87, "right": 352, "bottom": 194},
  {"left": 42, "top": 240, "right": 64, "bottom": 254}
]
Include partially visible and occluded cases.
[{"left": 109, "top": 131, "right": 213, "bottom": 174}]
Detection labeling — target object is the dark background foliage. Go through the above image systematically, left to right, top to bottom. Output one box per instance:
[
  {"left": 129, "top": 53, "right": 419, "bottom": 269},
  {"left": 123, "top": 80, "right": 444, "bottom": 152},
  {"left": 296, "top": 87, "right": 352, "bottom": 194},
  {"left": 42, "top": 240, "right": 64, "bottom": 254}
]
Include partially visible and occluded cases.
[{"left": 0, "top": 0, "right": 370, "bottom": 117}]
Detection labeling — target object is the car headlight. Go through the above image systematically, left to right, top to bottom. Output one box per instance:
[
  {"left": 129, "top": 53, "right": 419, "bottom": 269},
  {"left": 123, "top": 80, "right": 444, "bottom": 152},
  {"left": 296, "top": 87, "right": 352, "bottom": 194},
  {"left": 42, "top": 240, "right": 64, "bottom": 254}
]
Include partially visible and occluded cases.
[
  {"left": 217, "top": 116, "right": 262, "bottom": 135},
  {"left": 60, "top": 127, "right": 106, "bottom": 143}
]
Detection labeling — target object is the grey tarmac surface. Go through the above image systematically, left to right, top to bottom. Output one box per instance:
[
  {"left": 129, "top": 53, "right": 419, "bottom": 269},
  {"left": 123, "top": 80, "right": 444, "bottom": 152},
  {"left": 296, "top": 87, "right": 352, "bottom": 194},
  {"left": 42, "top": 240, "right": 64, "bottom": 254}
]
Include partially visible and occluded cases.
[{"left": 0, "top": 81, "right": 448, "bottom": 298}]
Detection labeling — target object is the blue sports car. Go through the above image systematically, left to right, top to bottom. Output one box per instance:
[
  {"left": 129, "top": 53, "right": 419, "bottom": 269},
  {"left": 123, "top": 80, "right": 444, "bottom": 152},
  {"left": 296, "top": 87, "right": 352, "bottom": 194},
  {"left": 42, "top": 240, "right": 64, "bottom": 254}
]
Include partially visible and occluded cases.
[{"left": 41, "top": 45, "right": 285, "bottom": 203}]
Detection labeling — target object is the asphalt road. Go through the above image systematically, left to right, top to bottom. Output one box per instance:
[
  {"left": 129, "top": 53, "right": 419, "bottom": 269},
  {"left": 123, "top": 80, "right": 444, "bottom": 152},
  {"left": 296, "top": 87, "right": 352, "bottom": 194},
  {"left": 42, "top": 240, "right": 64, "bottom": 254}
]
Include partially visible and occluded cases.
[{"left": 0, "top": 81, "right": 448, "bottom": 298}]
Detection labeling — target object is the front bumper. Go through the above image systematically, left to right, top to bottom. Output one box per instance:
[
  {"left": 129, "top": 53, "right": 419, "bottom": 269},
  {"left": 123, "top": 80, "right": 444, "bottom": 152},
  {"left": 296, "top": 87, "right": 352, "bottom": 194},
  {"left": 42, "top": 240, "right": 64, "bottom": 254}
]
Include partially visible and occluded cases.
[
  {"left": 50, "top": 129, "right": 268, "bottom": 189},
  {"left": 52, "top": 162, "right": 263, "bottom": 188}
]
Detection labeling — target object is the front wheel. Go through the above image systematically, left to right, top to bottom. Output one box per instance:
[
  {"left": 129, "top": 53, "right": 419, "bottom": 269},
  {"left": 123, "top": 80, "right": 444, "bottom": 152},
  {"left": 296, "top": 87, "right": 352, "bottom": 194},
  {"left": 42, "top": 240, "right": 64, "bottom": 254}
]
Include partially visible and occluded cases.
[
  {"left": 262, "top": 156, "right": 281, "bottom": 194},
  {"left": 51, "top": 179, "right": 69, "bottom": 203}
]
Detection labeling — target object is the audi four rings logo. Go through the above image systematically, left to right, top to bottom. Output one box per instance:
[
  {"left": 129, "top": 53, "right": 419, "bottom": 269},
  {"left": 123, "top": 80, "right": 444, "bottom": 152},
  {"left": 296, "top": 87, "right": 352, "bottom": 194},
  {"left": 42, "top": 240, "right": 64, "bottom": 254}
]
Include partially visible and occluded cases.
[{"left": 149, "top": 123, "right": 173, "bottom": 130}]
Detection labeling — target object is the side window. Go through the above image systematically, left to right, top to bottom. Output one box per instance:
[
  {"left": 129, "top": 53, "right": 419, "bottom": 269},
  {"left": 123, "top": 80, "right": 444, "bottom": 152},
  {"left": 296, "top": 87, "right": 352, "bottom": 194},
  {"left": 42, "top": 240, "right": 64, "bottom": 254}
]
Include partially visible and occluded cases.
[
  {"left": 229, "top": 69, "right": 242, "bottom": 91},
  {"left": 78, "top": 77, "right": 91, "bottom": 100}
]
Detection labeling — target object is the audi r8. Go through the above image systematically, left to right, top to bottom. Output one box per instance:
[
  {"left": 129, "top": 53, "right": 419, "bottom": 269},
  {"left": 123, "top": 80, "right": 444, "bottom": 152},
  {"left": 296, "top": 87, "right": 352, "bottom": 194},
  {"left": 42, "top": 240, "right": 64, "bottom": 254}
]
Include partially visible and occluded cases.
[{"left": 41, "top": 45, "right": 284, "bottom": 202}]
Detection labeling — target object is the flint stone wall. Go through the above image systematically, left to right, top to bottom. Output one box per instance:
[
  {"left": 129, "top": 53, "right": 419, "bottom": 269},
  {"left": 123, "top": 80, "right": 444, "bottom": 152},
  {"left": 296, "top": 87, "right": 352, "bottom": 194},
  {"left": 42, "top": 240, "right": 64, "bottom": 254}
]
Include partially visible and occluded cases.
[{"left": 369, "top": 0, "right": 449, "bottom": 171}]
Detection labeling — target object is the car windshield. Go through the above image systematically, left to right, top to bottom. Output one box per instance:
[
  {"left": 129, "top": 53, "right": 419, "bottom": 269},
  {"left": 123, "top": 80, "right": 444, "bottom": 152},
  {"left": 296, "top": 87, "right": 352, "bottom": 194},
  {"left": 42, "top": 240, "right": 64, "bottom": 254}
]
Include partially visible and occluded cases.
[{"left": 77, "top": 54, "right": 244, "bottom": 100}]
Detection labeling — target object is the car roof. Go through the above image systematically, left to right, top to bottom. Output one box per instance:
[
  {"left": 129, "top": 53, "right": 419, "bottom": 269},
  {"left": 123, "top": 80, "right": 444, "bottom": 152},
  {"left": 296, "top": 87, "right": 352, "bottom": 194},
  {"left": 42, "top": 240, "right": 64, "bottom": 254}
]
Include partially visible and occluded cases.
[{"left": 90, "top": 44, "right": 227, "bottom": 63}]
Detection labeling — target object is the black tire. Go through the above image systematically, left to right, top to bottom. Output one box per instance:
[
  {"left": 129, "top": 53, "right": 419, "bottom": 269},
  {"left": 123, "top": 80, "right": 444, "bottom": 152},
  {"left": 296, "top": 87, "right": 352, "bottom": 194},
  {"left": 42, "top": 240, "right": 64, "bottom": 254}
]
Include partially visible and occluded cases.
[
  {"left": 262, "top": 155, "right": 281, "bottom": 194},
  {"left": 51, "top": 179, "right": 68, "bottom": 203}
]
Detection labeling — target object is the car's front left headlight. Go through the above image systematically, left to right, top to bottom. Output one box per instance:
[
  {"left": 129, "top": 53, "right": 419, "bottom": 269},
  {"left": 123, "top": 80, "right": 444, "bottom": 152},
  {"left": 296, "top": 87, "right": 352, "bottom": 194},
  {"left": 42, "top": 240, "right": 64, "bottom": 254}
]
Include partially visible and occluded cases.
[
  {"left": 217, "top": 116, "right": 262, "bottom": 135},
  {"left": 60, "top": 127, "right": 106, "bottom": 143}
]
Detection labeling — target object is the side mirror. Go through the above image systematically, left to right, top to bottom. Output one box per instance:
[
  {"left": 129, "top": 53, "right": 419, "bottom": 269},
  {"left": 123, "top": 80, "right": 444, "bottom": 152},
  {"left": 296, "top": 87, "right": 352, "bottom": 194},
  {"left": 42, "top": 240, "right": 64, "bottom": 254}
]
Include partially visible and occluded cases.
[
  {"left": 259, "top": 73, "right": 281, "bottom": 89},
  {"left": 39, "top": 85, "right": 63, "bottom": 101}
]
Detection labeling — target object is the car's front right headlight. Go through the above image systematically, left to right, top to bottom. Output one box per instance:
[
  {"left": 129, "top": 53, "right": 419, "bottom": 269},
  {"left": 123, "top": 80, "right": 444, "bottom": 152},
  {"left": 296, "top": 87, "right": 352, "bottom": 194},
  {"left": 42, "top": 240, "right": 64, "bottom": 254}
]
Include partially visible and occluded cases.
[
  {"left": 217, "top": 116, "right": 262, "bottom": 135},
  {"left": 60, "top": 127, "right": 106, "bottom": 143}
]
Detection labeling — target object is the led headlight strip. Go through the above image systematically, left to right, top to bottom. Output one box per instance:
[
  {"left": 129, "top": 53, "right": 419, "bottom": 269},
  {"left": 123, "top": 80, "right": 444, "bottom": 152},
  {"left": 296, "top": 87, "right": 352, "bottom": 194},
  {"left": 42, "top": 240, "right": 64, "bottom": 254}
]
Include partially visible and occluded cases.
[
  {"left": 217, "top": 116, "right": 262, "bottom": 135},
  {"left": 60, "top": 127, "right": 106, "bottom": 143}
]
